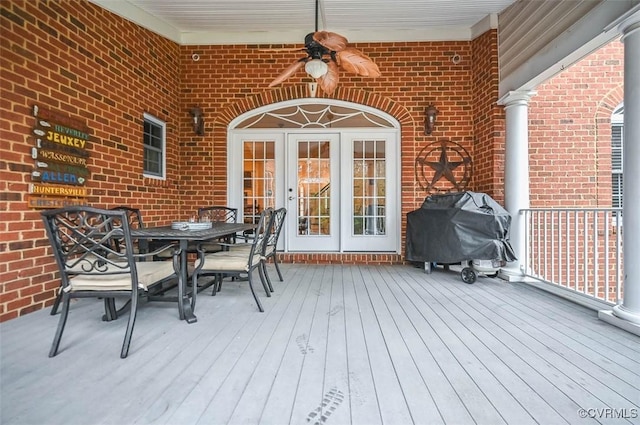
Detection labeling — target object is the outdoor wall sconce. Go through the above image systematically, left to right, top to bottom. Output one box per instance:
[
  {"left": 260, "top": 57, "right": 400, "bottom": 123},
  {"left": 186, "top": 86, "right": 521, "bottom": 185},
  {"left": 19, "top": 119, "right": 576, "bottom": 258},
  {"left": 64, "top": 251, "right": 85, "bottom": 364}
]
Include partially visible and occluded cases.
[
  {"left": 424, "top": 104, "right": 439, "bottom": 135},
  {"left": 190, "top": 107, "right": 204, "bottom": 136}
]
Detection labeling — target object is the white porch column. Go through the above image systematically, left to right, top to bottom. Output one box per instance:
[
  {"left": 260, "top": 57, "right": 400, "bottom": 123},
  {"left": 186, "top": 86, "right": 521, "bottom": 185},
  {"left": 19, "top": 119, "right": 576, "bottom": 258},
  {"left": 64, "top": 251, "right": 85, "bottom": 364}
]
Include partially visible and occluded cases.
[
  {"left": 599, "top": 12, "right": 640, "bottom": 335},
  {"left": 497, "top": 90, "right": 536, "bottom": 281}
]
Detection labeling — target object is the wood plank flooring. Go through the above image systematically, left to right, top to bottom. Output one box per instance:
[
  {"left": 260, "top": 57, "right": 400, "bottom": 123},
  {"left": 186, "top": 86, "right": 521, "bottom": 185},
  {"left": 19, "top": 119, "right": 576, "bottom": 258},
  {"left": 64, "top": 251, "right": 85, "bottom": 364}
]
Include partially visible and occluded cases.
[{"left": 1, "top": 264, "right": 639, "bottom": 425}]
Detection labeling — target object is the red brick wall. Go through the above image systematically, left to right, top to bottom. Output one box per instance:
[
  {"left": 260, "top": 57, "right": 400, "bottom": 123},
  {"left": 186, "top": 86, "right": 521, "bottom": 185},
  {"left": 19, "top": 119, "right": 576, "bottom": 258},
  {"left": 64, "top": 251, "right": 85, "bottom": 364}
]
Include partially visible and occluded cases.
[
  {"left": 1, "top": 0, "right": 501, "bottom": 320},
  {"left": 1, "top": 0, "right": 182, "bottom": 321},
  {"left": 472, "top": 30, "right": 505, "bottom": 202},
  {"left": 180, "top": 39, "right": 504, "bottom": 265},
  {"left": 178, "top": 40, "right": 487, "bottom": 213},
  {"left": 528, "top": 40, "right": 624, "bottom": 207},
  {"left": 526, "top": 41, "right": 624, "bottom": 297}
]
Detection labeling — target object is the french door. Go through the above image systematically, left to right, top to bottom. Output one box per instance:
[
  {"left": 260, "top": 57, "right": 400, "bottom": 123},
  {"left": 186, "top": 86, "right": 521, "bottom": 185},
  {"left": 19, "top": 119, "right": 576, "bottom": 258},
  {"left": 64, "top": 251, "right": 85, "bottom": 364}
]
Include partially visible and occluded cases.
[
  {"left": 228, "top": 100, "right": 400, "bottom": 253},
  {"left": 231, "top": 131, "right": 398, "bottom": 252},
  {"left": 341, "top": 132, "right": 398, "bottom": 252},
  {"left": 287, "top": 133, "right": 340, "bottom": 251}
]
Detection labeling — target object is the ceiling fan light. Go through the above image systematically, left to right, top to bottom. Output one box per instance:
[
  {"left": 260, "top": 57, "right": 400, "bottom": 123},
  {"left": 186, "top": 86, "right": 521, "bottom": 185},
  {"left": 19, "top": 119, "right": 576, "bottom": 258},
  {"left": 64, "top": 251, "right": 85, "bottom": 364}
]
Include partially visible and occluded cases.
[{"left": 305, "top": 59, "right": 328, "bottom": 78}]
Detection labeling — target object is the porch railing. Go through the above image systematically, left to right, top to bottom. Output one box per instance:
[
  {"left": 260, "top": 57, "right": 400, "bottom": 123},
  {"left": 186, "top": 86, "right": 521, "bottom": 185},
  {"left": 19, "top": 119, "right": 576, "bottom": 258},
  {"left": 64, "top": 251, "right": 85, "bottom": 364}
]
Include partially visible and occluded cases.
[{"left": 520, "top": 208, "right": 623, "bottom": 306}]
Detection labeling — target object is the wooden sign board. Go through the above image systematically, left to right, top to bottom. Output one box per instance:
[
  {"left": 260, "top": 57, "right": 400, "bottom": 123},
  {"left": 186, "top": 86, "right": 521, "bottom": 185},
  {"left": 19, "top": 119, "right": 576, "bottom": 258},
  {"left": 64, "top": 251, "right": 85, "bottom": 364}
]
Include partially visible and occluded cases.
[
  {"left": 29, "top": 105, "right": 92, "bottom": 208},
  {"left": 29, "top": 183, "right": 89, "bottom": 197},
  {"left": 27, "top": 196, "right": 87, "bottom": 209}
]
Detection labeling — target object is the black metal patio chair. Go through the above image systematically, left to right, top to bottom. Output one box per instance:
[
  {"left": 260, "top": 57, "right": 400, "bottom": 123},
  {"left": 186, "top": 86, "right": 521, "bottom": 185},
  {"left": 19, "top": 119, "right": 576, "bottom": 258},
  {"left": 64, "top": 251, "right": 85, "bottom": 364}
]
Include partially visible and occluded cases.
[
  {"left": 50, "top": 205, "right": 146, "bottom": 315},
  {"left": 109, "top": 205, "right": 147, "bottom": 257},
  {"left": 41, "top": 206, "right": 178, "bottom": 358},
  {"left": 196, "top": 206, "right": 239, "bottom": 250},
  {"left": 226, "top": 207, "right": 287, "bottom": 290},
  {"left": 262, "top": 207, "right": 287, "bottom": 285},
  {"left": 192, "top": 208, "right": 273, "bottom": 312}
]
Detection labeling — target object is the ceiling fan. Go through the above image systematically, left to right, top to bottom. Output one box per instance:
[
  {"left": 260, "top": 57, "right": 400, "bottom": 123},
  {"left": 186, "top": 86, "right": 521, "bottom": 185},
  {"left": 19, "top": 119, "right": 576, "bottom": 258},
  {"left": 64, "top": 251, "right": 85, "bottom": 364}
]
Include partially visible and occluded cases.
[{"left": 268, "top": 0, "right": 381, "bottom": 95}]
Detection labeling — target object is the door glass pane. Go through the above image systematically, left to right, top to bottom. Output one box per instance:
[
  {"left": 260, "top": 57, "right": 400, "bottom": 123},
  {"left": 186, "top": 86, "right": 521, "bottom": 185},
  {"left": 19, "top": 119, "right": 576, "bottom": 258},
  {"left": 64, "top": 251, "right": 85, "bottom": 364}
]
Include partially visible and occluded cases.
[
  {"left": 353, "top": 139, "right": 386, "bottom": 235},
  {"left": 298, "top": 140, "right": 331, "bottom": 236},
  {"left": 243, "top": 141, "right": 275, "bottom": 225}
]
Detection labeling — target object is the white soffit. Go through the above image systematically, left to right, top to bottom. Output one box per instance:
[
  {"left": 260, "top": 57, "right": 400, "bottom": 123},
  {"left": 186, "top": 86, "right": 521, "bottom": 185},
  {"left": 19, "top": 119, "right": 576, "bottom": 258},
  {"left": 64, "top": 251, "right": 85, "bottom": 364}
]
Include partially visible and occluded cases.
[
  {"left": 88, "top": 0, "right": 514, "bottom": 45},
  {"left": 498, "top": 1, "right": 639, "bottom": 97}
]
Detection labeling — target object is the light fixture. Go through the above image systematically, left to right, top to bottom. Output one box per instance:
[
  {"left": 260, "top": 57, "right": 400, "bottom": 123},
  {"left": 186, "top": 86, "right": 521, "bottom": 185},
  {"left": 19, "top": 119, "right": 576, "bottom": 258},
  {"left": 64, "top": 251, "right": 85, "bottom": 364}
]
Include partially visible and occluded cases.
[
  {"left": 305, "top": 58, "right": 328, "bottom": 78},
  {"left": 424, "top": 104, "right": 439, "bottom": 135},
  {"left": 190, "top": 107, "right": 204, "bottom": 136}
]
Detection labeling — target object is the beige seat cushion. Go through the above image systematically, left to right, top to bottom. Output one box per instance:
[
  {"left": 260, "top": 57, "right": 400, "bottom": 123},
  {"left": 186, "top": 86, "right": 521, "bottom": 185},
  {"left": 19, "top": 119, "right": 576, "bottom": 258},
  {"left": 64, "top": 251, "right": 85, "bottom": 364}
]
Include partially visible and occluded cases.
[
  {"left": 227, "top": 244, "right": 271, "bottom": 262},
  {"left": 194, "top": 251, "right": 261, "bottom": 273},
  {"left": 67, "top": 260, "right": 175, "bottom": 292}
]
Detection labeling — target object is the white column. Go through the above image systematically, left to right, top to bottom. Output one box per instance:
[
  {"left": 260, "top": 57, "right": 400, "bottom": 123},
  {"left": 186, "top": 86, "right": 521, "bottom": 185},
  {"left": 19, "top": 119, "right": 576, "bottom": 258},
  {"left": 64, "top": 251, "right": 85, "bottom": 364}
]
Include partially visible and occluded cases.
[
  {"left": 599, "top": 12, "right": 640, "bottom": 335},
  {"left": 497, "top": 90, "right": 536, "bottom": 281}
]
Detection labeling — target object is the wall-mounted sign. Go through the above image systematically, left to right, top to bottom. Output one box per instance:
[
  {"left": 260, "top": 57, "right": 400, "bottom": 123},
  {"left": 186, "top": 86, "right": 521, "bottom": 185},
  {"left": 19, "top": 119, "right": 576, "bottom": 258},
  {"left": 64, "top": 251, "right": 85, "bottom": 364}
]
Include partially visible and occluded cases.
[
  {"left": 29, "top": 105, "right": 91, "bottom": 208},
  {"left": 29, "top": 183, "right": 89, "bottom": 197},
  {"left": 27, "top": 196, "right": 87, "bottom": 209}
]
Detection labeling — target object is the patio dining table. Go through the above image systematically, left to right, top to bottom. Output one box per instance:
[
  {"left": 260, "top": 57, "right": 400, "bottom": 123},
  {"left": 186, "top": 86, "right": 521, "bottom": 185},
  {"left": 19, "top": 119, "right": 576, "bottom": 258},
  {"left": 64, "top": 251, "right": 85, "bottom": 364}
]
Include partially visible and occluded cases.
[{"left": 132, "top": 222, "right": 256, "bottom": 323}]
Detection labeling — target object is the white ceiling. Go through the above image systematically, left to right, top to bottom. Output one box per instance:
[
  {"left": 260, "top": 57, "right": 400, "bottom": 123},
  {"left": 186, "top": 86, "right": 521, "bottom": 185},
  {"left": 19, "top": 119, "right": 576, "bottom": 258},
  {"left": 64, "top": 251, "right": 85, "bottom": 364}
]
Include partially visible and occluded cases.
[{"left": 90, "top": 0, "right": 518, "bottom": 45}]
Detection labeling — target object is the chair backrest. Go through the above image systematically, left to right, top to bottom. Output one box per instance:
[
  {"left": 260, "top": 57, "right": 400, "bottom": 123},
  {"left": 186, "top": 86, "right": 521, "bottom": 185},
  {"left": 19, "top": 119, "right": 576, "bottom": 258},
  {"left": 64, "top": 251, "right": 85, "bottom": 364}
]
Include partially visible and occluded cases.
[
  {"left": 41, "top": 206, "right": 140, "bottom": 292},
  {"left": 110, "top": 206, "right": 144, "bottom": 253},
  {"left": 111, "top": 206, "right": 144, "bottom": 228},
  {"left": 198, "top": 206, "right": 238, "bottom": 223},
  {"left": 264, "top": 207, "right": 286, "bottom": 256},
  {"left": 247, "top": 208, "right": 273, "bottom": 266}
]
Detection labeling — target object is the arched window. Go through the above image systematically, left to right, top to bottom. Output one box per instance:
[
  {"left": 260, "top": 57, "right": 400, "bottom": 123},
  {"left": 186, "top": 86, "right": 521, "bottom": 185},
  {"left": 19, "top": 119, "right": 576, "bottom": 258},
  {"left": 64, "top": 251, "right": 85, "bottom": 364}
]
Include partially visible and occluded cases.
[{"left": 611, "top": 104, "right": 624, "bottom": 208}]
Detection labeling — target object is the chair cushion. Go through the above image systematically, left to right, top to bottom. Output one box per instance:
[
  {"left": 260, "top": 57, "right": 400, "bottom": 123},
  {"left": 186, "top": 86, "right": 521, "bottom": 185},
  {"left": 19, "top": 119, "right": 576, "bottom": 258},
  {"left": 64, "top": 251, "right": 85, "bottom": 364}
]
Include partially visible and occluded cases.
[
  {"left": 226, "top": 245, "right": 272, "bottom": 262},
  {"left": 194, "top": 251, "right": 261, "bottom": 273},
  {"left": 67, "top": 260, "right": 175, "bottom": 292}
]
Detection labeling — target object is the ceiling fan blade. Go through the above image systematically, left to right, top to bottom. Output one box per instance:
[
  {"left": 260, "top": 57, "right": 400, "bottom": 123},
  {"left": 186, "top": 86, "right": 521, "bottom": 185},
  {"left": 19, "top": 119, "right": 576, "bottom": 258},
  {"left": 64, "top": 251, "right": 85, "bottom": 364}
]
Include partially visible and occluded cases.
[
  {"left": 313, "top": 31, "right": 348, "bottom": 52},
  {"left": 336, "top": 48, "right": 381, "bottom": 78},
  {"left": 268, "top": 59, "right": 306, "bottom": 87},
  {"left": 317, "top": 61, "right": 339, "bottom": 95}
]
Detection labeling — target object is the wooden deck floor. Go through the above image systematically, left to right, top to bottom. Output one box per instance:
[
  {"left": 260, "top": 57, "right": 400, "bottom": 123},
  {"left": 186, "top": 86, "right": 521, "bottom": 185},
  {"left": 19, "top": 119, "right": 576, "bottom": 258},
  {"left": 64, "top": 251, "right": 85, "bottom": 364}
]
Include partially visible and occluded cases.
[{"left": 1, "top": 264, "right": 639, "bottom": 425}]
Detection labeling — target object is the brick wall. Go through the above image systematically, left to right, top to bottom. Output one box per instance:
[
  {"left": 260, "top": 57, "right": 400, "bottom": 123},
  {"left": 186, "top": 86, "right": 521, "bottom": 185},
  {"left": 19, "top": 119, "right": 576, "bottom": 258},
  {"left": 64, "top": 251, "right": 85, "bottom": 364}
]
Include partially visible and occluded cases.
[
  {"left": 1, "top": 0, "right": 501, "bottom": 320},
  {"left": 1, "top": 0, "right": 182, "bottom": 321},
  {"left": 472, "top": 30, "right": 505, "bottom": 200},
  {"left": 178, "top": 40, "right": 496, "bottom": 213},
  {"left": 528, "top": 40, "right": 624, "bottom": 207},
  {"left": 527, "top": 41, "right": 624, "bottom": 297}
]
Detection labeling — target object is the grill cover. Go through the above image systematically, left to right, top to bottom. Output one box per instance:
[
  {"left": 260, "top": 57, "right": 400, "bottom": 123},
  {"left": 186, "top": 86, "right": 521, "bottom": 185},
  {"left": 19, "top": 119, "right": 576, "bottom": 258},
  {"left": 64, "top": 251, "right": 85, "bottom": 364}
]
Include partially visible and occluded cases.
[{"left": 405, "top": 191, "right": 516, "bottom": 264}]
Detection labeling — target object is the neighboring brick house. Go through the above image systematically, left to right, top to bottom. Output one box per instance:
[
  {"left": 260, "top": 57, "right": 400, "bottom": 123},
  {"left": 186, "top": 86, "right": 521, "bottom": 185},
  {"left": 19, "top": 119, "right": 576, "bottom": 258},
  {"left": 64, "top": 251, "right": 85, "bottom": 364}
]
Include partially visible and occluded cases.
[
  {"left": 527, "top": 40, "right": 624, "bottom": 302},
  {"left": 529, "top": 40, "right": 624, "bottom": 209}
]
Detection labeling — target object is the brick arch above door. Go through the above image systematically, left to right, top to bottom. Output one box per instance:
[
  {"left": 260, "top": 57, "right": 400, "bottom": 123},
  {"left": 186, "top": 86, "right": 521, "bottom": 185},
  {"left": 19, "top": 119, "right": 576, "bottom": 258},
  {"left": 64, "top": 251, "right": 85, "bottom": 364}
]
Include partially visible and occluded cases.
[
  {"left": 212, "top": 85, "right": 421, "bottom": 205},
  {"left": 207, "top": 86, "right": 416, "bottom": 199},
  {"left": 211, "top": 86, "right": 415, "bottom": 264},
  {"left": 214, "top": 86, "right": 415, "bottom": 130}
]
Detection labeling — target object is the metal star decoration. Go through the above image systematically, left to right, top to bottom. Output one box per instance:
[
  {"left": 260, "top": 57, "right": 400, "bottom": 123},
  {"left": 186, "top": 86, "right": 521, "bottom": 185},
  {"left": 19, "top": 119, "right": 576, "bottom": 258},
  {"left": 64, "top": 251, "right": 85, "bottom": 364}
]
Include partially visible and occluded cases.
[{"left": 415, "top": 140, "right": 472, "bottom": 193}]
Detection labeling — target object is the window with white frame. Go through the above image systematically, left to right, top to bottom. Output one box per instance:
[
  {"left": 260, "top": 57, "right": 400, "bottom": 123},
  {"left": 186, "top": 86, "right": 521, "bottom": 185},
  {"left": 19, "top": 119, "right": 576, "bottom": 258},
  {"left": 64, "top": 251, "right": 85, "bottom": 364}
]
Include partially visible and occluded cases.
[
  {"left": 611, "top": 104, "right": 623, "bottom": 208},
  {"left": 143, "top": 113, "right": 166, "bottom": 179}
]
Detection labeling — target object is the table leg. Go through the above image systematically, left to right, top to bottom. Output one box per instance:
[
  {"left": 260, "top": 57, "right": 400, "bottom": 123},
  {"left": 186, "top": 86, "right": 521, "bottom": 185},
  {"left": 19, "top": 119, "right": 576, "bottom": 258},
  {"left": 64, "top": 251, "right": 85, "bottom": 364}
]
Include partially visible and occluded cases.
[{"left": 176, "top": 240, "right": 197, "bottom": 323}]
